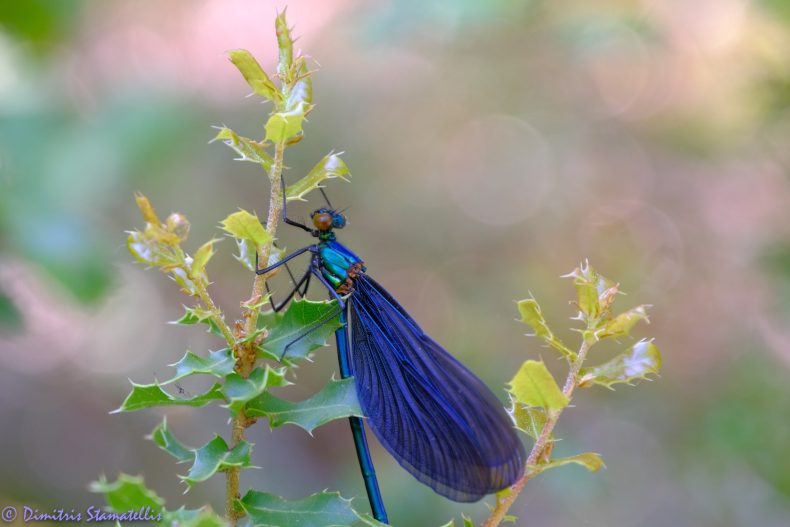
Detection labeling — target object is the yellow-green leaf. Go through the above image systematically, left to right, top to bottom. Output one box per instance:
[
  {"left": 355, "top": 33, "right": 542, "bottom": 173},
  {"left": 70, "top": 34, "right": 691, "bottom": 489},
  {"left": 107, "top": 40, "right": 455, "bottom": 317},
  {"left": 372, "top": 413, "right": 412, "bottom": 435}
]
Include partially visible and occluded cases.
[
  {"left": 275, "top": 11, "right": 294, "bottom": 82},
  {"left": 227, "top": 49, "right": 280, "bottom": 103},
  {"left": 265, "top": 102, "right": 308, "bottom": 144},
  {"left": 212, "top": 127, "right": 273, "bottom": 170},
  {"left": 286, "top": 152, "right": 350, "bottom": 202},
  {"left": 220, "top": 210, "right": 271, "bottom": 247},
  {"left": 191, "top": 239, "right": 219, "bottom": 276},
  {"left": 517, "top": 297, "right": 575, "bottom": 360},
  {"left": 597, "top": 305, "right": 650, "bottom": 339},
  {"left": 579, "top": 340, "right": 662, "bottom": 389},
  {"left": 509, "top": 360, "right": 568, "bottom": 410},
  {"left": 510, "top": 398, "right": 550, "bottom": 440},
  {"left": 530, "top": 452, "right": 605, "bottom": 475}
]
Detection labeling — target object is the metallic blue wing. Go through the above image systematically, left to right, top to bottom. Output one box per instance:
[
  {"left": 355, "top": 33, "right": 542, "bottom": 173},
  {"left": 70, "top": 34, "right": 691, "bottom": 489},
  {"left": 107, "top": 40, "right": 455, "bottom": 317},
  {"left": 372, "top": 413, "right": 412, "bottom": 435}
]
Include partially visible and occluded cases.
[{"left": 348, "top": 275, "right": 525, "bottom": 502}]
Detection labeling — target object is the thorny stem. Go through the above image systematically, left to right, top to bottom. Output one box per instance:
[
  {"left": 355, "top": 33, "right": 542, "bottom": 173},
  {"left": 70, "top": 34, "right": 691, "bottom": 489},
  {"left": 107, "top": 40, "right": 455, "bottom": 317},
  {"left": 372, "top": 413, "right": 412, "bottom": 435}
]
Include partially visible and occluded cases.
[
  {"left": 225, "top": 141, "right": 287, "bottom": 524},
  {"left": 481, "top": 336, "right": 594, "bottom": 527}
]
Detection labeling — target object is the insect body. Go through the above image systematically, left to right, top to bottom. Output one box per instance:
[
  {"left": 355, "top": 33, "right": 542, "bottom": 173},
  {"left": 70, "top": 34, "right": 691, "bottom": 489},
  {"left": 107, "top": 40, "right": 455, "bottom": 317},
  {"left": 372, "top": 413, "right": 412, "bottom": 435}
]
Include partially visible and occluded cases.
[{"left": 258, "top": 204, "right": 526, "bottom": 523}]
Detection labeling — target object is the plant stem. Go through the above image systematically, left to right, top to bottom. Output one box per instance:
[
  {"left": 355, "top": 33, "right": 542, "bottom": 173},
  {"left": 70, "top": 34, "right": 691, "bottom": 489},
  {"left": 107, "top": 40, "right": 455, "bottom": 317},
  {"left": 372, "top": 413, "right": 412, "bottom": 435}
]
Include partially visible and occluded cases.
[
  {"left": 225, "top": 141, "right": 287, "bottom": 525},
  {"left": 481, "top": 337, "right": 593, "bottom": 527}
]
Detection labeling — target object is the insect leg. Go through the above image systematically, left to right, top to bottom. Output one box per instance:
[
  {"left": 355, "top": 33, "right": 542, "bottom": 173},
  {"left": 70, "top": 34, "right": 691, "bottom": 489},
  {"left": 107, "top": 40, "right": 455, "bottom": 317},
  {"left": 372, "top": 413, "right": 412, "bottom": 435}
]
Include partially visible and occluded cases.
[{"left": 255, "top": 245, "right": 314, "bottom": 275}]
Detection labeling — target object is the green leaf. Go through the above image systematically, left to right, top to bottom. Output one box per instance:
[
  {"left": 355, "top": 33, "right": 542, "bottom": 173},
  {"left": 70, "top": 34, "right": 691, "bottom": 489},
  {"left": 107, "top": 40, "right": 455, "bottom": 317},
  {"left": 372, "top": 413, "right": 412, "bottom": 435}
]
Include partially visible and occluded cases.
[
  {"left": 275, "top": 11, "right": 294, "bottom": 82},
  {"left": 227, "top": 49, "right": 281, "bottom": 103},
  {"left": 286, "top": 58, "right": 313, "bottom": 112},
  {"left": 264, "top": 102, "right": 308, "bottom": 144},
  {"left": 212, "top": 127, "right": 273, "bottom": 171},
  {"left": 286, "top": 152, "right": 350, "bottom": 202},
  {"left": 220, "top": 210, "right": 272, "bottom": 247},
  {"left": 191, "top": 239, "right": 219, "bottom": 276},
  {"left": 563, "top": 262, "right": 618, "bottom": 321},
  {"left": 170, "top": 267, "right": 199, "bottom": 296},
  {"left": 516, "top": 297, "right": 575, "bottom": 360},
  {"left": 258, "top": 299, "right": 342, "bottom": 362},
  {"left": 596, "top": 305, "right": 650, "bottom": 340},
  {"left": 170, "top": 306, "right": 224, "bottom": 337},
  {"left": 579, "top": 340, "right": 662, "bottom": 389},
  {"left": 165, "top": 348, "right": 235, "bottom": 383},
  {"left": 509, "top": 360, "right": 568, "bottom": 410},
  {"left": 222, "top": 366, "right": 289, "bottom": 415},
  {"left": 246, "top": 377, "right": 363, "bottom": 434},
  {"left": 113, "top": 382, "right": 225, "bottom": 413},
  {"left": 510, "top": 398, "right": 550, "bottom": 440},
  {"left": 150, "top": 418, "right": 193, "bottom": 463},
  {"left": 182, "top": 436, "right": 253, "bottom": 487},
  {"left": 530, "top": 452, "right": 605, "bottom": 475},
  {"left": 90, "top": 474, "right": 165, "bottom": 513},
  {"left": 237, "top": 490, "right": 357, "bottom": 527},
  {"left": 164, "top": 507, "right": 227, "bottom": 527},
  {"left": 353, "top": 513, "right": 390, "bottom": 527},
  {"left": 463, "top": 515, "right": 475, "bottom": 527}
]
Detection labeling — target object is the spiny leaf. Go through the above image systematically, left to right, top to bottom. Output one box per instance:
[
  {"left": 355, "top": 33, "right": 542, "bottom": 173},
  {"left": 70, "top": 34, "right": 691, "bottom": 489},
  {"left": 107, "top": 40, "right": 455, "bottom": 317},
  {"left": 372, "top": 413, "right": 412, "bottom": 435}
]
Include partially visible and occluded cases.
[
  {"left": 275, "top": 11, "right": 294, "bottom": 82},
  {"left": 227, "top": 49, "right": 281, "bottom": 103},
  {"left": 264, "top": 102, "right": 308, "bottom": 144},
  {"left": 212, "top": 127, "right": 273, "bottom": 171},
  {"left": 286, "top": 152, "right": 350, "bottom": 202},
  {"left": 220, "top": 210, "right": 271, "bottom": 247},
  {"left": 191, "top": 239, "right": 219, "bottom": 276},
  {"left": 563, "top": 261, "right": 618, "bottom": 321},
  {"left": 170, "top": 267, "right": 199, "bottom": 296},
  {"left": 517, "top": 297, "right": 575, "bottom": 360},
  {"left": 258, "top": 299, "right": 342, "bottom": 362},
  {"left": 596, "top": 305, "right": 650, "bottom": 340},
  {"left": 170, "top": 306, "right": 224, "bottom": 337},
  {"left": 579, "top": 340, "right": 662, "bottom": 389},
  {"left": 165, "top": 348, "right": 235, "bottom": 383},
  {"left": 509, "top": 360, "right": 569, "bottom": 410},
  {"left": 222, "top": 366, "right": 289, "bottom": 415},
  {"left": 246, "top": 377, "right": 363, "bottom": 434},
  {"left": 113, "top": 382, "right": 224, "bottom": 413},
  {"left": 510, "top": 398, "right": 550, "bottom": 441},
  {"left": 150, "top": 418, "right": 193, "bottom": 463},
  {"left": 181, "top": 436, "right": 253, "bottom": 487},
  {"left": 530, "top": 452, "right": 605, "bottom": 475},
  {"left": 89, "top": 474, "right": 165, "bottom": 513},
  {"left": 237, "top": 490, "right": 357, "bottom": 527},
  {"left": 164, "top": 507, "right": 227, "bottom": 527},
  {"left": 353, "top": 513, "right": 389, "bottom": 527}
]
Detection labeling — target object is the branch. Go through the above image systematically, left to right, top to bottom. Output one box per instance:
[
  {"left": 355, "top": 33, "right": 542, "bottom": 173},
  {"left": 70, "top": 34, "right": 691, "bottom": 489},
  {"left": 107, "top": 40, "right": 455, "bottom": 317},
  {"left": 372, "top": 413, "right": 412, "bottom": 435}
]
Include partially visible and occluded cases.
[{"left": 481, "top": 337, "right": 593, "bottom": 527}]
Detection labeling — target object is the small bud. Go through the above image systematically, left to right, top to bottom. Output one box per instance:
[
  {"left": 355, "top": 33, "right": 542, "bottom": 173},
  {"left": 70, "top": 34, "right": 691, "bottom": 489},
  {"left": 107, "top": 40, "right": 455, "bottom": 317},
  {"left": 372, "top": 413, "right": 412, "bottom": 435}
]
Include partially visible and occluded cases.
[{"left": 166, "top": 213, "right": 191, "bottom": 241}]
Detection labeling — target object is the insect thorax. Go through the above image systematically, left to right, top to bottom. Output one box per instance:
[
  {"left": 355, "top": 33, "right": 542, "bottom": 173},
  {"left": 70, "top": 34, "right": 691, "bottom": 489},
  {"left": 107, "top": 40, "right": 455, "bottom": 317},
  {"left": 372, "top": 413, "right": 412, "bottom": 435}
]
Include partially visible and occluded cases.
[{"left": 318, "top": 240, "right": 366, "bottom": 293}]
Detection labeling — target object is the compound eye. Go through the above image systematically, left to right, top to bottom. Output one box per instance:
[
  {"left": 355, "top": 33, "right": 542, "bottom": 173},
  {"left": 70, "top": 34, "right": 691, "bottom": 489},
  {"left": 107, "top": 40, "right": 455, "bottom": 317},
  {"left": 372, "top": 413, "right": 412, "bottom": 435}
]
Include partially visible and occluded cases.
[
  {"left": 312, "top": 212, "right": 333, "bottom": 230},
  {"left": 332, "top": 214, "right": 346, "bottom": 229}
]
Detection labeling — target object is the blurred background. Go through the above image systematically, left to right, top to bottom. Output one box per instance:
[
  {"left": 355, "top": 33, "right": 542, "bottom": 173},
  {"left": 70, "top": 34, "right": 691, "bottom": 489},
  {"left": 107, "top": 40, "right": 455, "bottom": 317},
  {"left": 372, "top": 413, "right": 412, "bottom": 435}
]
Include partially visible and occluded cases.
[{"left": 1, "top": 1, "right": 789, "bottom": 526}]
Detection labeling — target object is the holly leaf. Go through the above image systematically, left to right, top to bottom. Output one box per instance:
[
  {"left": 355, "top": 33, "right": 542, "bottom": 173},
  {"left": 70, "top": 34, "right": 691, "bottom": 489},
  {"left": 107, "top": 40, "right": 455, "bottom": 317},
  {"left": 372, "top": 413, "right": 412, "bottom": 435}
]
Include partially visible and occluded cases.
[
  {"left": 275, "top": 11, "right": 294, "bottom": 82},
  {"left": 227, "top": 49, "right": 281, "bottom": 103},
  {"left": 264, "top": 102, "right": 308, "bottom": 144},
  {"left": 212, "top": 127, "right": 273, "bottom": 171},
  {"left": 286, "top": 152, "right": 350, "bottom": 202},
  {"left": 220, "top": 210, "right": 271, "bottom": 247},
  {"left": 191, "top": 239, "right": 220, "bottom": 277},
  {"left": 563, "top": 262, "right": 618, "bottom": 322},
  {"left": 517, "top": 297, "right": 575, "bottom": 360},
  {"left": 258, "top": 299, "right": 342, "bottom": 362},
  {"left": 596, "top": 305, "right": 650, "bottom": 340},
  {"left": 170, "top": 306, "right": 224, "bottom": 337},
  {"left": 579, "top": 340, "right": 662, "bottom": 389},
  {"left": 165, "top": 348, "right": 235, "bottom": 384},
  {"left": 508, "top": 360, "right": 568, "bottom": 410},
  {"left": 222, "top": 366, "right": 289, "bottom": 415},
  {"left": 246, "top": 377, "right": 362, "bottom": 434},
  {"left": 112, "top": 382, "right": 224, "bottom": 413},
  {"left": 510, "top": 398, "right": 550, "bottom": 441},
  {"left": 149, "top": 418, "right": 193, "bottom": 464},
  {"left": 181, "top": 436, "right": 253, "bottom": 487},
  {"left": 530, "top": 452, "right": 605, "bottom": 475},
  {"left": 89, "top": 474, "right": 165, "bottom": 513},
  {"left": 236, "top": 490, "right": 358, "bottom": 527},
  {"left": 163, "top": 507, "right": 227, "bottom": 527}
]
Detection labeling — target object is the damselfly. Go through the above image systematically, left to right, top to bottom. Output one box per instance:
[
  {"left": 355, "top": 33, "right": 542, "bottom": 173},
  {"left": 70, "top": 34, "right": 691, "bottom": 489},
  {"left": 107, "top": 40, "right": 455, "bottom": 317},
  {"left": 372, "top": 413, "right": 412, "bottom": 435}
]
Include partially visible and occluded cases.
[{"left": 257, "top": 184, "right": 525, "bottom": 523}]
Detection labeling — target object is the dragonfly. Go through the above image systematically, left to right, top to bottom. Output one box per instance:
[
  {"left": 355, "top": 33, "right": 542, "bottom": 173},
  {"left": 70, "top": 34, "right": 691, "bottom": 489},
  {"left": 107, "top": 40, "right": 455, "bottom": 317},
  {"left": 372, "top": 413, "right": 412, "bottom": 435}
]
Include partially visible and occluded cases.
[{"left": 256, "top": 183, "right": 525, "bottom": 524}]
